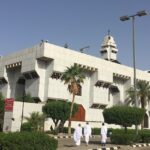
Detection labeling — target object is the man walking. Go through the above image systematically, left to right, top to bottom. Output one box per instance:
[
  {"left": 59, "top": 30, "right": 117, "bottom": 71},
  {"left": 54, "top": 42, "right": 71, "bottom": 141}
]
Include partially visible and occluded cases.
[
  {"left": 84, "top": 122, "right": 92, "bottom": 146},
  {"left": 73, "top": 123, "right": 82, "bottom": 146},
  {"left": 100, "top": 123, "right": 107, "bottom": 148}
]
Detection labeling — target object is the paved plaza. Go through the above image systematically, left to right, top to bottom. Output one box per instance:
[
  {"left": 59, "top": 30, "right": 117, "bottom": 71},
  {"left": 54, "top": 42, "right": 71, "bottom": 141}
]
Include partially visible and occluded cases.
[{"left": 57, "top": 136, "right": 150, "bottom": 150}]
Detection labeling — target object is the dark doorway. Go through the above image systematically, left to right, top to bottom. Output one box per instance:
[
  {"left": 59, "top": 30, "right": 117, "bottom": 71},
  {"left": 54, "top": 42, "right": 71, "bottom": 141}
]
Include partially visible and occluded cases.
[
  {"left": 15, "top": 77, "right": 25, "bottom": 99},
  {"left": 144, "top": 113, "right": 148, "bottom": 128}
]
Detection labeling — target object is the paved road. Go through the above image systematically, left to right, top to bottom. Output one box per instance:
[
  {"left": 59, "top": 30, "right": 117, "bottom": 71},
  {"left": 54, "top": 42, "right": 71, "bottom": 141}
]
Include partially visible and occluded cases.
[{"left": 57, "top": 137, "right": 150, "bottom": 150}]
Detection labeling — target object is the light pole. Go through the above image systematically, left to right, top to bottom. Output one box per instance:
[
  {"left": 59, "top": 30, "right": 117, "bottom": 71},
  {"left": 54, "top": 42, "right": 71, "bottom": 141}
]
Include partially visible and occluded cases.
[
  {"left": 120, "top": 10, "right": 147, "bottom": 134},
  {"left": 21, "top": 90, "right": 25, "bottom": 129}
]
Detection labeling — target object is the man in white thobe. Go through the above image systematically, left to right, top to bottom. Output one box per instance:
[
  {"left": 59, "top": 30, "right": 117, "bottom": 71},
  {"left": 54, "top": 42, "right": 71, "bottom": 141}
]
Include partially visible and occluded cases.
[
  {"left": 84, "top": 122, "right": 92, "bottom": 146},
  {"left": 101, "top": 123, "right": 107, "bottom": 148},
  {"left": 73, "top": 124, "right": 82, "bottom": 146}
]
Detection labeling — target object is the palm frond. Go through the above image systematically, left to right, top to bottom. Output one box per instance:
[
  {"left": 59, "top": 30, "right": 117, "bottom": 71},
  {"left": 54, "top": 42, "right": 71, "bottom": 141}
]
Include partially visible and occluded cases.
[
  {"left": 61, "top": 64, "right": 85, "bottom": 94},
  {"left": 126, "top": 80, "right": 150, "bottom": 108}
]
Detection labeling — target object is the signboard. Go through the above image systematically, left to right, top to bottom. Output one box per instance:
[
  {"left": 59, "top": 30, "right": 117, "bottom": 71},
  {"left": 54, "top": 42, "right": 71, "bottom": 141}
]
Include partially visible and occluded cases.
[{"left": 5, "top": 98, "right": 14, "bottom": 111}]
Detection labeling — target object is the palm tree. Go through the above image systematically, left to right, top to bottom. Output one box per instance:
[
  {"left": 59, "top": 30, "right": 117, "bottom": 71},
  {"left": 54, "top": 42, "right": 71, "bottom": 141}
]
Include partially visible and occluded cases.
[
  {"left": 61, "top": 64, "right": 85, "bottom": 134},
  {"left": 126, "top": 80, "right": 150, "bottom": 128},
  {"left": 126, "top": 87, "right": 136, "bottom": 106},
  {"left": 25, "top": 112, "right": 45, "bottom": 131}
]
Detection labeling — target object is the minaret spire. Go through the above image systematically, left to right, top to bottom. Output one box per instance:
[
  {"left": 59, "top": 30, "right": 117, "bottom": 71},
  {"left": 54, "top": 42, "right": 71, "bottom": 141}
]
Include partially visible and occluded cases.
[
  {"left": 108, "top": 29, "right": 110, "bottom": 36},
  {"left": 100, "top": 32, "right": 119, "bottom": 63}
]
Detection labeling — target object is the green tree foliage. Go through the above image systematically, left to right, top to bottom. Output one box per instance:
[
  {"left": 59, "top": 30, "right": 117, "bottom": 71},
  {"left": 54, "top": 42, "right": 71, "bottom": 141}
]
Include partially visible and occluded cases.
[
  {"left": 61, "top": 63, "right": 85, "bottom": 134},
  {"left": 126, "top": 80, "right": 150, "bottom": 108},
  {"left": 126, "top": 80, "right": 150, "bottom": 128},
  {"left": 0, "top": 92, "right": 5, "bottom": 131},
  {"left": 42, "top": 100, "right": 78, "bottom": 133},
  {"left": 103, "top": 106, "right": 145, "bottom": 132},
  {"left": 24, "top": 112, "right": 45, "bottom": 131},
  {"left": 21, "top": 122, "right": 32, "bottom": 132}
]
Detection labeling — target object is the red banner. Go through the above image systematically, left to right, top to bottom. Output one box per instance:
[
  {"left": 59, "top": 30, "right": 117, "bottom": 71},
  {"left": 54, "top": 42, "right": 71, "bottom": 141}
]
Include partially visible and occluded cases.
[{"left": 5, "top": 98, "right": 14, "bottom": 111}]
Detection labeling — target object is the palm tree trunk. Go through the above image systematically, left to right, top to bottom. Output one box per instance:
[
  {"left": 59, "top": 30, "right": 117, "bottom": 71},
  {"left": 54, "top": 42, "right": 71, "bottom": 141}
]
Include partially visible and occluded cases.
[{"left": 68, "top": 93, "right": 75, "bottom": 135}]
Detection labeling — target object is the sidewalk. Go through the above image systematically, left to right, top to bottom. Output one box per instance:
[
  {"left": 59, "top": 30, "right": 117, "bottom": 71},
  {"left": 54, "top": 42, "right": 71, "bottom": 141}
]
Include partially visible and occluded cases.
[
  {"left": 56, "top": 136, "right": 150, "bottom": 150},
  {"left": 57, "top": 136, "right": 119, "bottom": 150}
]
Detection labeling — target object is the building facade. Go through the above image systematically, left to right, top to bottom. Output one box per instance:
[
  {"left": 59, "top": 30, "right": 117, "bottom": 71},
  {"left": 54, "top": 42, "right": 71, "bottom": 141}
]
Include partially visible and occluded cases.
[{"left": 1, "top": 35, "right": 150, "bottom": 131}]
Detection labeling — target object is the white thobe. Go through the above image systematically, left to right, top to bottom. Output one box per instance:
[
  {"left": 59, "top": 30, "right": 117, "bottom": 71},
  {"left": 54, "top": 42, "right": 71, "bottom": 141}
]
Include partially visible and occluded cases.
[
  {"left": 84, "top": 124, "right": 91, "bottom": 144},
  {"left": 101, "top": 125, "right": 107, "bottom": 143},
  {"left": 73, "top": 126, "right": 82, "bottom": 146}
]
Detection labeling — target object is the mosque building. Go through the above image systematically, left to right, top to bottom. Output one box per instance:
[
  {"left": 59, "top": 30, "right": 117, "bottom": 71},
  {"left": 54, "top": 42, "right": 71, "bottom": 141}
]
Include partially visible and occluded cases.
[{"left": 0, "top": 34, "right": 150, "bottom": 131}]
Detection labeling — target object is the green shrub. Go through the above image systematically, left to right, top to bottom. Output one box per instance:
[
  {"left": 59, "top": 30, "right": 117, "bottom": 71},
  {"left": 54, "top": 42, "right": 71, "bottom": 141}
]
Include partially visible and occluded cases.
[
  {"left": 103, "top": 106, "right": 145, "bottom": 132},
  {"left": 24, "top": 112, "right": 45, "bottom": 131},
  {"left": 21, "top": 122, "right": 32, "bottom": 131},
  {"left": 45, "top": 127, "right": 75, "bottom": 135},
  {"left": 62, "top": 127, "right": 74, "bottom": 134},
  {"left": 92, "top": 128, "right": 100, "bottom": 135},
  {"left": 92, "top": 128, "right": 113, "bottom": 137},
  {"left": 107, "top": 128, "right": 113, "bottom": 137},
  {"left": 111, "top": 128, "right": 136, "bottom": 134},
  {"left": 110, "top": 129, "right": 140, "bottom": 144},
  {"left": 139, "top": 129, "right": 150, "bottom": 143},
  {"left": 0, "top": 132, "right": 58, "bottom": 150},
  {"left": 110, "top": 133, "right": 137, "bottom": 145}
]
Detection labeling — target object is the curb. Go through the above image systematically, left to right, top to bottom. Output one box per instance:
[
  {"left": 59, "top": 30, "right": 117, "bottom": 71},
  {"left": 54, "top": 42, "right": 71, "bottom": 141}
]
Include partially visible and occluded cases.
[
  {"left": 51, "top": 135, "right": 150, "bottom": 149},
  {"left": 53, "top": 135, "right": 73, "bottom": 139},
  {"left": 53, "top": 135, "right": 99, "bottom": 139},
  {"left": 132, "top": 143, "right": 150, "bottom": 148},
  {"left": 88, "top": 146, "right": 120, "bottom": 150}
]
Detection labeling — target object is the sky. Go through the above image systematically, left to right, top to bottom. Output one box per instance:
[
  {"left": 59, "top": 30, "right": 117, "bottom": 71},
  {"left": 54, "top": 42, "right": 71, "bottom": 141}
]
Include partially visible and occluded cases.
[{"left": 0, "top": 0, "right": 150, "bottom": 71}]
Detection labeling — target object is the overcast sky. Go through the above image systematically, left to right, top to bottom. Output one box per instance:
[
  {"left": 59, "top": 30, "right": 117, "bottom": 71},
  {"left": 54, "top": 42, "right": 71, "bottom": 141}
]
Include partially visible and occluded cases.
[{"left": 0, "top": 0, "right": 150, "bottom": 70}]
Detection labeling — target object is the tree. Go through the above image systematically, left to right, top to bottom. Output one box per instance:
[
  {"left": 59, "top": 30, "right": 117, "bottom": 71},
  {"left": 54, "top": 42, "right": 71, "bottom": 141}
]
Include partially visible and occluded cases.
[
  {"left": 61, "top": 64, "right": 85, "bottom": 134},
  {"left": 126, "top": 80, "right": 150, "bottom": 128},
  {"left": 0, "top": 92, "right": 5, "bottom": 131},
  {"left": 42, "top": 100, "right": 78, "bottom": 133},
  {"left": 103, "top": 106, "right": 145, "bottom": 133},
  {"left": 24, "top": 112, "right": 45, "bottom": 131}
]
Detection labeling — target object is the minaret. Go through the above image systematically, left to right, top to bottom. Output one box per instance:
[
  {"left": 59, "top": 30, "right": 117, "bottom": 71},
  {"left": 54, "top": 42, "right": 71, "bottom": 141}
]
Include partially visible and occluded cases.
[{"left": 100, "top": 31, "right": 119, "bottom": 62}]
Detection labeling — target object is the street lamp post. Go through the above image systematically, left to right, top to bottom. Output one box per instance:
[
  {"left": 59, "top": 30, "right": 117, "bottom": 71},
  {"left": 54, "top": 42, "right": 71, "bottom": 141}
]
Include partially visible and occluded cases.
[
  {"left": 120, "top": 10, "right": 147, "bottom": 134},
  {"left": 21, "top": 91, "right": 25, "bottom": 129}
]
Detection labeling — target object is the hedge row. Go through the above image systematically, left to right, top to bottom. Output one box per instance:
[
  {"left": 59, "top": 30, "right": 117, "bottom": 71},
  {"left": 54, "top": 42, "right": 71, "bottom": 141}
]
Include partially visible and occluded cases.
[
  {"left": 45, "top": 127, "right": 75, "bottom": 135},
  {"left": 92, "top": 128, "right": 113, "bottom": 136},
  {"left": 110, "top": 129, "right": 150, "bottom": 145},
  {"left": 139, "top": 129, "right": 150, "bottom": 143},
  {"left": 0, "top": 132, "right": 58, "bottom": 150}
]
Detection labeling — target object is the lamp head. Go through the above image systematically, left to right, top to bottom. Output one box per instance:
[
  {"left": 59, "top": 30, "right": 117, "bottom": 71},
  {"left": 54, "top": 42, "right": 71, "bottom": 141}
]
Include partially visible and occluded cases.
[
  {"left": 137, "top": 10, "right": 147, "bottom": 17},
  {"left": 120, "top": 15, "right": 130, "bottom": 21}
]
